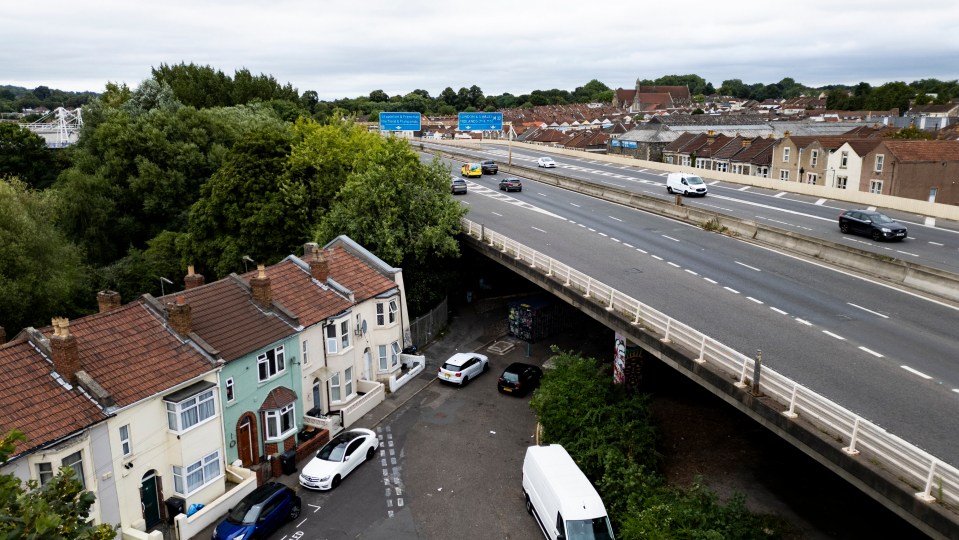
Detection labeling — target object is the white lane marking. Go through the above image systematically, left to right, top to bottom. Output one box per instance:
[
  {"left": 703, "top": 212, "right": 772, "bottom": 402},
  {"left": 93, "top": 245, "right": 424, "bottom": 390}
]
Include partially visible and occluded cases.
[
  {"left": 738, "top": 186, "right": 751, "bottom": 191},
  {"left": 537, "top": 192, "right": 548, "bottom": 196},
  {"left": 774, "top": 192, "right": 787, "bottom": 198},
  {"left": 815, "top": 199, "right": 827, "bottom": 205},
  {"left": 570, "top": 202, "right": 581, "bottom": 207},
  {"left": 491, "top": 211, "right": 503, "bottom": 217},
  {"left": 609, "top": 216, "right": 623, "bottom": 222},
  {"left": 577, "top": 223, "right": 586, "bottom": 227},
  {"left": 531, "top": 226, "right": 547, "bottom": 233},
  {"left": 588, "top": 227, "right": 596, "bottom": 232},
  {"left": 598, "top": 232, "right": 608, "bottom": 237},
  {"left": 661, "top": 235, "right": 680, "bottom": 242},
  {"left": 611, "top": 238, "right": 621, "bottom": 243},
  {"left": 928, "top": 241, "right": 944, "bottom": 246},
  {"left": 623, "top": 243, "right": 634, "bottom": 248},
  {"left": 636, "top": 248, "right": 648, "bottom": 254},
  {"left": 894, "top": 249, "right": 919, "bottom": 256},
  {"left": 651, "top": 255, "right": 663, "bottom": 261},
  {"left": 734, "top": 261, "right": 762, "bottom": 272},
  {"left": 668, "top": 262, "right": 680, "bottom": 268},
  {"left": 685, "top": 269, "right": 698, "bottom": 276},
  {"left": 703, "top": 277, "right": 717, "bottom": 284},
  {"left": 724, "top": 287, "right": 740, "bottom": 294},
  {"left": 747, "top": 296, "right": 764, "bottom": 304},
  {"left": 847, "top": 303, "right": 889, "bottom": 319},
  {"left": 770, "top": 307, "right": 788, "bottom": 315},
  {"left": 795, "top": 318, "right": 812, "bottom": 326},
  {"left": 822, "top": 330, "right": 845, "bottom": 340},
  {"left": 859, "top": 346, "right": 883, "bottom": 358},
  {"left": 900, "top": 365, "right": 932, "bottom": 379}
]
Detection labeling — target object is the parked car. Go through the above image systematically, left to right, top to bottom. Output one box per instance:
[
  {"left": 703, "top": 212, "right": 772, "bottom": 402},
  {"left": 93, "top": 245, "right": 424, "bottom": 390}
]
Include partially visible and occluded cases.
[
  {"left": 537, "top": 157, "right": 556, "bottom": 168},
  {"left": 481, "top": 160, "right": 499, "bottom": 174},
  {"left": 461, "top": 162, "right": 482, "bottom": 177},
  {"left": 666, "top": 172, "right": 708, "bottom": 196},
  {"left": 499, "top": 177, "right": 523, "bottom": 192},
  {"left": 451, "top": 178, "right": 468, "bottom": 195},
  {"left": 838, "top": 209, "right": 908, "bottom": 241},
  {"left": 437, "top": 352, "right": 489, "bottom": 386},
  {"left": 497, "top": 362, "right": 543, "bottom": 396},
  {"left": 299, "top": 428, "right": 379, "bottom": 490},
  {"left": 212, "top": 482, "right": 301, "bottom": 540}
]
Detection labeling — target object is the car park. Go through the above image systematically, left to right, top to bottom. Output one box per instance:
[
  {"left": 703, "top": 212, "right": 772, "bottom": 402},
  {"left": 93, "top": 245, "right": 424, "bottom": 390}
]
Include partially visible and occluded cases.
[
  {"left": 536, "top": 157, "right": 556, "bottom": 168},
  {"left": 481, "top": 160, "right": 499, "bottom": 174},
  {"left": 461, "top": 162, "right": 482, "bottom": 177},
  {"left": 665, "top": 172, "right": 708, "bottom": 196},
  {"left": 499, "top": 177, "right": 523, "bottom": 192},
  {"left": 451, "top": 178, "right": 468, "bottom": 195},
  {"left": 838, "top": 209, "right": 908, "bottom": 241},
  {"left": 438, "top": 352, "right": 489, "bottom": 386},
  {"left": 497, "top": 362, "right": 542, "bottom": 395},
  {"left": 299, "top": 428, "right": 379, "bottom": 490},
  {"left": 212, "top": 482, "right": 301, "bottom": 540}
]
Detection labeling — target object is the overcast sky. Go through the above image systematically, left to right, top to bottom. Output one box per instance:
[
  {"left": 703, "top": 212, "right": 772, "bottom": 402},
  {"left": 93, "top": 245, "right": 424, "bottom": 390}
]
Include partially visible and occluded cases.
[{"left": 4, "top": 0, "right": 958, "bottom": 100}]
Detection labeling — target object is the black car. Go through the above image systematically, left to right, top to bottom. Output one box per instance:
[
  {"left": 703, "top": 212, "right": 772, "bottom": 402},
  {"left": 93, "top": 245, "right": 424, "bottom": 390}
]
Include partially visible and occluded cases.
[
  {"left": 481, "top": 160, "right": 498, "bottom": 174},
  {"left": 499, "top": 177, "right": 522, "bottom": 192},
  {"left": 451, "top": 178, "right": 468, "bottom": 195},
  {"left": 838, "top": 210, "right": 908, "bottom": 241},
  {"left": 497, "top": 362, "right": 543, "bottom": 396},
  {"left": 213, "top": 482, "right": 301, "bottom": 540}
]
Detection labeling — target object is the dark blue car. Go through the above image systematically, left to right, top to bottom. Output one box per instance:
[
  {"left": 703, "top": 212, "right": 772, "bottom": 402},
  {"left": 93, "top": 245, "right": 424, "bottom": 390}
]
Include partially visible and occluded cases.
[{"left": 213, "top": 482, "right": 301, "bottom": 540}]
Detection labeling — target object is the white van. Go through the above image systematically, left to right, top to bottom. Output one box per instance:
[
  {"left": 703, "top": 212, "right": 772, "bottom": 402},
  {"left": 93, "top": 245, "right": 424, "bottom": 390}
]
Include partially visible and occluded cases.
[
  {"left": 666, "top": 172, "right": 708, "bottom": 196},
  {"left": 522, "top": 444, "right": 614, "bottom": 540}
]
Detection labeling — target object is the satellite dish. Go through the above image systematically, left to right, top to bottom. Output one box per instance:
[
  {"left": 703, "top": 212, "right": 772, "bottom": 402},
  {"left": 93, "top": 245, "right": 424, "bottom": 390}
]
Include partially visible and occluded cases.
[{"left": 361, "top": 320, "right": 368, "bottom": 335}]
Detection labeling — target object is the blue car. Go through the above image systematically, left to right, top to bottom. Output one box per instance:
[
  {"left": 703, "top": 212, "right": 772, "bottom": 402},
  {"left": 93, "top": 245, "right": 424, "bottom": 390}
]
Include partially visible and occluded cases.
[{"left": 213, "top": 482, "right": 301, "bottom": 540}]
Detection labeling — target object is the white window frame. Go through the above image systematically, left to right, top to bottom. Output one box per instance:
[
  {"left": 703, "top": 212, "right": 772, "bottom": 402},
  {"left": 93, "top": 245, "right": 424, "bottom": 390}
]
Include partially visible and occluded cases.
[
  {"left": 782, "top": 147, "right": 790, "bottom": 162},
  {"left": 810, "top": 150, "right": 818, "bottom": 167},
  {"left": 840, "top": 151, "right": 849, "bottom": 168},
  {"left": 875, "top": 154, "right": 884, "bottom": 173},
  {"left": 665, "top": 155, "right": 673, "bottom": 164},
  {"left": 681, "top": 156, "right": 690, "bottom": 166},
  {"left": 716, "top": 162, "right": 728, "bottom": 173},
  {"left": 756, "top": 166, "right": 769, "bottom": 178},
  {"left": 779, "top": 170, "right": 789, "bottom": 181},
  {"left": 806, "top": 173, "right": 818, "bottom": 184},
  {"left": 836, "top": 176, "right": 848, "bottom": 189},
  {"left": 869, "top": 180, "right": 883, "bottom": 194},
  {"left": 388, "top": 299, "right": 397, "bottom": 324},
  {"left": 376, "top": 303, "right": 386, "bottom": 326},
  {"left": 340, "top": 320, "right": 350, "bottom": 350},
  {"left": 326, "top": 323, "right": 338, "bottom": 354},
  {"left": 302, "top": 340, "right": 310, "bottom": 366},
  {"left": 391, "top": 341, "right": 400, "bottom": 368},
  {"left": 257, "top": 345, "right": 286, "bottom": 382},
  {"left": 378, "top": 345, "right": 388, "bottom": 372},
  {"left": 344, "top": 367, "right": 354, "bottom": 398},
  {"left": 329, "top": 372, "right": 342, "bottom": 402},
  {"left": 225, "top": 377, "right": 235, "bottom": 403},
  {"left": 165, "top": 388, "right": 216, "bottom": 433},
  {"left": 264, "top": 403, "right": 297, "bottom": 440},
  {"left": 119, "top": 424, "right": 132, "bottom": 457},
  {"left": 172, "top": 450, "right": 221, "bottom": 496},
  {"left": 62, "top": 451, "right": 85, "bottom": 488},
  {"left": 36, "top": 462, "right": 54, "bottom": 486}
]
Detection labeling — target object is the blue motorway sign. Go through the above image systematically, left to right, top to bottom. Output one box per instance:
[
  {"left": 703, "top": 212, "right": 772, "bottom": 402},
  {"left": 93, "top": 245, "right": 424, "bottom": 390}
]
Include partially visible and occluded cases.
[
  {"left": 380, "top": 112, "right": 422, "bottom": 131},
  {"left": 457, "top": 112, "right": 503, "bottom": 131},
  {"left": 611, "top": 139, "right": 621, "bottom": 147}
]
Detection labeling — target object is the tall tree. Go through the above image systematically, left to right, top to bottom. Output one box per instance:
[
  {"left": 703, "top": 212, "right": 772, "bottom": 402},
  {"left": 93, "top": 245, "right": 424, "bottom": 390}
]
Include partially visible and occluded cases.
[{"left": 0, "top": 123, "right": 63, "bottom": 189}]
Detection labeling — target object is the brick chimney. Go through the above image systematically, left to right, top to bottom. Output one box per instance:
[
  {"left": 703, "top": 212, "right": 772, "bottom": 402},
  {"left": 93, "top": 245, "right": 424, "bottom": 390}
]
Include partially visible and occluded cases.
[
  {"left": 706, "top": 129, "right": 715, "bottom": 146},
  {"left": 742, "top": 137, "right": 752, "bottom": 148},
  {"left": 309, "top": 248, "right": 329, "bottom": 282},
  {"left": 184, "top": 265, "right": 205, "bottom": 290},
  {"left": 250, "top": 265, "right": 272, "bottom": 308},
  {"left": 97, "top": 290, "right": 121, "bottom": 313},
  {"left": 167, "top": 296, "right": 192, "bottom": 335},
  {"left": 49, "top": 317, "right": 80, "bottom": 385}
]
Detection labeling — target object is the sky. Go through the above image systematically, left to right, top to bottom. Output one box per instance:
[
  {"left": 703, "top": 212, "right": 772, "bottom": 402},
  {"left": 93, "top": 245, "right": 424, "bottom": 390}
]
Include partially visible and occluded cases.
[{"left": 4, "top": 0, "right": 959, "bottom": 100}]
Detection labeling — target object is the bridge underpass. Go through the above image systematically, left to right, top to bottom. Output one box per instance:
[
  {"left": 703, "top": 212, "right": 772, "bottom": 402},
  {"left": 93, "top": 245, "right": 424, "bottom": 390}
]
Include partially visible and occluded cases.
[{"left": 459, "top": 221, "right": 959, "bottom": 540}]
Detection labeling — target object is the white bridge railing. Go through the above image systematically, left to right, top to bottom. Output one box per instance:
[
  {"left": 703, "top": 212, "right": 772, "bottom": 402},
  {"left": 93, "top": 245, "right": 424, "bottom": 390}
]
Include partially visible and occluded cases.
[{"left": 463, "top": 218, "right": 959, "bottom": 510}]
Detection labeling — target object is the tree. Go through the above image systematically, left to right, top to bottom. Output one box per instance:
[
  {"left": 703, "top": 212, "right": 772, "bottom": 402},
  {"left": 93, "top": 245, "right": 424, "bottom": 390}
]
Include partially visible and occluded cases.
[
  {"left": 717, "top": 79, "right": 749, "bottom": 98},
  {"left": 866, "top": 81, "right": 914, "bottom": 114},
  {"left": 369, "top": 89, "right": 389, "bottom": 103},
  {"left": 0, "top": 123, "right": 63, "bottom": 189},
  {"left": 0, "top": 178, "right": 90, "bottom": 340},
  {"left": 0, "top": 430, "right": 117, "bottom": 539}
]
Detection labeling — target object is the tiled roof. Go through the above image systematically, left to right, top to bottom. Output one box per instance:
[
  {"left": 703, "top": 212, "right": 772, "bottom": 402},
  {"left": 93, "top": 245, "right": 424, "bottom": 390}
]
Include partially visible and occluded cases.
[
  {"left": 663, "top": 131, "right": 698, "bottom": 152},
  {"left": 712, "top": 136, "right": 748, "bottom": 160},
  {"left": 844, "top": 139, "right": 882, "bottom": 156},
  {"left": 882, "top": 140, "right": 959, "bottom": 161},
  {"left": 325, "top": 245, "right": 398, "bottom": 303},
  {"left": 242, "top": 258, "right": 351, "bottom": 327},
  {"left": 159, "top": 277, "right": 298, "bottom": 362},
  {"left": 61, "top": 302, "right": 216, "bottom": 407},
  {"left": 0, "top": 339, "right": 106, "bottom": 457},
  {"left": 261, "top": 386, "right": 297, "bottom": 409}
]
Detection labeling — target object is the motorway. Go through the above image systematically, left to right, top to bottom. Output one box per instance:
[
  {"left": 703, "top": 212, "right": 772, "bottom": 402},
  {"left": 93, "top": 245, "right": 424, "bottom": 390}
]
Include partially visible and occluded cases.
[{"left": 426, "top": 146, "right": 959, "bottom": 469}]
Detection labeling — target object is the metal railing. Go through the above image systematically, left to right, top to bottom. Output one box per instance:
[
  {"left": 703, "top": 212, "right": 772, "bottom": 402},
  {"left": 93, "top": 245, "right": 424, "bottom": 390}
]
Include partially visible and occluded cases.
[{"left": 462, "top": 218, "right": 959, "bottom": 510}]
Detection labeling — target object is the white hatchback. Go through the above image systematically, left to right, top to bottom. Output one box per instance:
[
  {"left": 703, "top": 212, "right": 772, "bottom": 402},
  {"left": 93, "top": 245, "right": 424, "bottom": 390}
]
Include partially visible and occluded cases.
[
  {"left": 537, "top": 157, "right": 556, "bottom": 168},
  {"left": 437, "top": 352, "right": 489, "bottom": 386}
]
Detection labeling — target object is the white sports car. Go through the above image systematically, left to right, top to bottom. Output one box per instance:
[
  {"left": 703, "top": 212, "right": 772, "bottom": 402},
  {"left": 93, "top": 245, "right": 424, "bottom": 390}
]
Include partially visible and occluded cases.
[{"left": 299, "top": 428, "right": 379, "bottom": 490}]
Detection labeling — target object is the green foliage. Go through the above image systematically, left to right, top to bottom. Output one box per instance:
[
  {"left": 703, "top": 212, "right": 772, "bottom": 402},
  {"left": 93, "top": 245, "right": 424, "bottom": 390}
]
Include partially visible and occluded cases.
[
  {"left": 0, "top": 123, "right": 65, "bottom": 189},
  {"left": 889, "top": 125, "right": 935, "bottom": 140},
  {"left": 0, "top": 178, "right": 91, "bottom": 334},
  {"left": 530, "top": 349, "right": 788, "bottom": 540},
  {"left": 0, "top": 430, "right": 117, "bottom": 540}
]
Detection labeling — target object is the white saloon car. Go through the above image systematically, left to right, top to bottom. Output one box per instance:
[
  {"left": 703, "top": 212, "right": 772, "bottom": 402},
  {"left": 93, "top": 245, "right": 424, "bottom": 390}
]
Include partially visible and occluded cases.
[
  {"left": 536, "top": 157, "right": 556, "bottom": 168},
  {"left": 437, "top": 352, "right": 489, "bottom": 386},
  {"left": 299, "top": 428, "right": 379, "bottom": 490}
]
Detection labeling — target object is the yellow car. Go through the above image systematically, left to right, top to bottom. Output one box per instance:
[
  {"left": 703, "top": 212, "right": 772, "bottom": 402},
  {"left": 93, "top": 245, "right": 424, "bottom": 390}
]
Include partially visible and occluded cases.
[{"left": 461, "top": 163, "right": 482, "bottom": 178}]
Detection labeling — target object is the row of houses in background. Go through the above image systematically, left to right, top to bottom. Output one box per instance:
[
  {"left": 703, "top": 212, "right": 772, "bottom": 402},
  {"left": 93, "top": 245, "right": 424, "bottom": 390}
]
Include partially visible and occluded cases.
[{"left": 0, "top": 236, "right": 421, "bottom": 538}]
